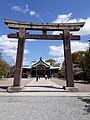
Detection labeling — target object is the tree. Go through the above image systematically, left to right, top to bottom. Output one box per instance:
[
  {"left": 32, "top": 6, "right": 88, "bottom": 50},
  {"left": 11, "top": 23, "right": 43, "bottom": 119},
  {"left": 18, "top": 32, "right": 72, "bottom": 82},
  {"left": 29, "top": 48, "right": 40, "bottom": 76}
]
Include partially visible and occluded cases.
[
  {"left": 59, "top": 50, "right": 90, "bottom": 81},
  {"left": 72, "top": 50, "right": 90, "bottom": 81},
  {"left": 84, "top": 50, "right": 90, "bottom": 81},
  {"left": 72, "top": 51, "right": 85, "bottom": 65},
  {"left": 0, "top": 53, "right": 9, "bottom": 79},
  {"left": 45, "top": 59, "right": 56, "bottom": 66},
  {"left": 8, "top": 65, "right": 15, "bottom": 78}
]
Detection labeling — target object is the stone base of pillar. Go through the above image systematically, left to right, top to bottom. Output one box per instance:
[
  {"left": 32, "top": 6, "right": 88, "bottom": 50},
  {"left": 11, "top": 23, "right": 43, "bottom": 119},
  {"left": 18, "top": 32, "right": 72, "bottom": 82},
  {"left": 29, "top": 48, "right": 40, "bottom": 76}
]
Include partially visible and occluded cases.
[
  {"left": 7, "top": 86, "right": 23, "bottom": 92},
  {"left": 63, "top": 86, "right": 79, "bottom": 92}
]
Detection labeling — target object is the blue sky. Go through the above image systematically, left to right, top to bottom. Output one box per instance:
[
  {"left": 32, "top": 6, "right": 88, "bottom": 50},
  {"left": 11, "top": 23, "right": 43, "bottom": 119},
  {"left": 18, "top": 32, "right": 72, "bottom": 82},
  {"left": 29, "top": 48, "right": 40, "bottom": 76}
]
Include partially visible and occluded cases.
[{"left": 0, "top": 0, "right": 90, "bottom": 66}]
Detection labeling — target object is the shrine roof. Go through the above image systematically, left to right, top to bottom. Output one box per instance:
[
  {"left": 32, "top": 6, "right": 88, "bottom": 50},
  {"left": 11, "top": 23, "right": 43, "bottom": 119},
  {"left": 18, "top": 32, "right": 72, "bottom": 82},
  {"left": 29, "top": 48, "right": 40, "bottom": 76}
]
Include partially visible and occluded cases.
[
  {"left": 31, "top": 57, "right": 50, "bottom": 68},
  {"left": 22, "top": 58, "right": 61, "bottom": 69}
]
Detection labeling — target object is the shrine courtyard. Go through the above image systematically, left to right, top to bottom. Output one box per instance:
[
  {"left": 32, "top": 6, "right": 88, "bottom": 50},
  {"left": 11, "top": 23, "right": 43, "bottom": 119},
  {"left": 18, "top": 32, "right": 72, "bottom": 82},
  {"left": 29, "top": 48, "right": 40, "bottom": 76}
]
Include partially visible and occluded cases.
[
  {"left": 0, "top": 77, "right": 90, "bottom": 92},
  {"left": 0, "top": 77, "right": 90, "bottom": 120},
  {"left": 0, "top": 78, "right": 90, "bottom": 120}
]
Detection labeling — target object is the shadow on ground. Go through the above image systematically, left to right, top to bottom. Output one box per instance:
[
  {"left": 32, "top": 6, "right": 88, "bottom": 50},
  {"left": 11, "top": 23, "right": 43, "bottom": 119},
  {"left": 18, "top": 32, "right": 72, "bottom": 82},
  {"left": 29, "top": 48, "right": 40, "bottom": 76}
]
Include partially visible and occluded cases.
[
  {"left": 25, "top": 85, "right": 63, "bottom": 90},
  {"left": 0, "top": 86, "right": 8, "bottom": 91},
  {"left": 78, "top": 97, "right": 90, "bottom": 115}
]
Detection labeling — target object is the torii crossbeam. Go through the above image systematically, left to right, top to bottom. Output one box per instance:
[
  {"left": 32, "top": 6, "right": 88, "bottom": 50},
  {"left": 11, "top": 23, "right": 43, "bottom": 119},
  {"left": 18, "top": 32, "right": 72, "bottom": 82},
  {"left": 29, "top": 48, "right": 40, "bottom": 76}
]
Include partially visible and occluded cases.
[{"left": 4, "top": 19, "right": 85, "bottom": 92}]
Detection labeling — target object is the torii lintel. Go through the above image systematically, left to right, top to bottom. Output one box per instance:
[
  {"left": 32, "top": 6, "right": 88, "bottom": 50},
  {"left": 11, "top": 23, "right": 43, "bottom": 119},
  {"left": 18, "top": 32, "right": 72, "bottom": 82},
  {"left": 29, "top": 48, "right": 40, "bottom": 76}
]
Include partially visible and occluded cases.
[{"left": 4, "top": 19, "right": 85, "bottom": 31}]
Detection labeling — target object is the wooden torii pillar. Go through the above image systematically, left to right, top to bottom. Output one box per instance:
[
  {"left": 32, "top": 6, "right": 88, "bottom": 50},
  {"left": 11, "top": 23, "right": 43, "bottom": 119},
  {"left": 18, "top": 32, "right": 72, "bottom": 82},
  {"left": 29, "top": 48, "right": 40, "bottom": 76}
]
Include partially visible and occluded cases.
[{"left": 4, "top": 19, "right": 85, "bottom": 92}]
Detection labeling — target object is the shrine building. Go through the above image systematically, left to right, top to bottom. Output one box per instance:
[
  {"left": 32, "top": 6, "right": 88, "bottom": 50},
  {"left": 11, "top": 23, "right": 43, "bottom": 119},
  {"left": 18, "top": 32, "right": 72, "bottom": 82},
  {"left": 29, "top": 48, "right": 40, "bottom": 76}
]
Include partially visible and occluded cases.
[{"left": 22, "top": 57, "right": 60, "bottom": 78}]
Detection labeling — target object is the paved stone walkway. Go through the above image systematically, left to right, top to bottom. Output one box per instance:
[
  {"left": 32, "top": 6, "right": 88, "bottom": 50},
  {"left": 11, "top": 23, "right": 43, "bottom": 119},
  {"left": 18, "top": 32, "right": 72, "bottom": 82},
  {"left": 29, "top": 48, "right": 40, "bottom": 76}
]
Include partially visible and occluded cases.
[{"left": 23, "top": 78, "right": 65, "bottom": 92}]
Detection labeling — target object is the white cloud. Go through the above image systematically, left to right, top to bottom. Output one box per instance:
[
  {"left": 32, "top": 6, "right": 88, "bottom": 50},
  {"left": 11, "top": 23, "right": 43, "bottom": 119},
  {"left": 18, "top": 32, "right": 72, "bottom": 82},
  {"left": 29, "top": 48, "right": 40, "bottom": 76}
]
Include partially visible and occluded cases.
[
  {"left": 9, "top": 4, "right": 40, "bottom": 18},
  {"left": 9, "top": 4, "right": 29, "bottom": 13},
  {"left": 23, "top": 4, "right": 30, "bottom": 14},
  {"left": 10, "top": 5, "right": 22, "bottom": 12},
  {"left": 30, "top": 10, "right": 39, "bottom": 17},
  {"left": 30, "top": 11, "right": 36, "bottom": 16},
  {"left": 52, "top": 13, "right": 90, "bottom": 36},
  {"left": 52, "top": 13, "right": 85, "bottom": 24},
  {"left": 53, "top": 13, "right": 72, "bottom": 23},
  {"left": 77, "top": 18, "right": 90, "bottom": 36},
  {"left": 0, "top": 35, "right": 30, "bottom": 65},
  {"left": 0, "top": 35, "right": 17, "bottom": 49},
  {"left": 49, "top": 41, "right": 88, "bottom": 64},
  {"left": 71, "top": 41, "right": 88, "bottom": 52},
  {"left": 49, "top": 44, "right": 64, "bottom": 56},
  {"left": 24, "top": 49, "right": 29, "bottom": 54},
  {"left": 23, "top": 58, "right": 29, "bottom": 65}
]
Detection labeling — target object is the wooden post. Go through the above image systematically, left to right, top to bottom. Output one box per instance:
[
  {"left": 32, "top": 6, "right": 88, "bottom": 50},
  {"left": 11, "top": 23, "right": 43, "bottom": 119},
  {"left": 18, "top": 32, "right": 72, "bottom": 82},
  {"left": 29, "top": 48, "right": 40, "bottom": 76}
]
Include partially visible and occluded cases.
[
  {"left": 13, "top": 28, "right": 25, "bottom": 86},
  {"left": 63, "top": 29, "right": 74, "bottom": 87}
]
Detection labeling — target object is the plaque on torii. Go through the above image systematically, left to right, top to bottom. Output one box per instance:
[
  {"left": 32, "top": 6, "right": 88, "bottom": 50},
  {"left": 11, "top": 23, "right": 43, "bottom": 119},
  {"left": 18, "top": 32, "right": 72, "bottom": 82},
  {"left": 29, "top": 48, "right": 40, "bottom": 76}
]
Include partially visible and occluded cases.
[{"left": 4, "top": 19, "right": 85, "bottom": 92}]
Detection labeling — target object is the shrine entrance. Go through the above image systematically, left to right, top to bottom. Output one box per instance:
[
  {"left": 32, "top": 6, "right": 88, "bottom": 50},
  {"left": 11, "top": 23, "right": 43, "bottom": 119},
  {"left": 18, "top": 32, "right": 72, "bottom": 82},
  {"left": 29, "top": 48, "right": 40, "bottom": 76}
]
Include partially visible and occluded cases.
[
  {"left": 4, "top": 19, "right": 85, "bottom": 92},
  {"left": 37, "top": 65, "right": 46, "bottom": 77}
]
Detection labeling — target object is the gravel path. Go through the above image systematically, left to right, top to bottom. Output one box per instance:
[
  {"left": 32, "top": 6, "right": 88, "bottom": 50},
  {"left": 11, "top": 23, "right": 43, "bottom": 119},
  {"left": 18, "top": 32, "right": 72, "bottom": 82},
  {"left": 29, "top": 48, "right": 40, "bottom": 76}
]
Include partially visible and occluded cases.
[{"left": 0, "top": 96, "right": 90, "bottom": 120}]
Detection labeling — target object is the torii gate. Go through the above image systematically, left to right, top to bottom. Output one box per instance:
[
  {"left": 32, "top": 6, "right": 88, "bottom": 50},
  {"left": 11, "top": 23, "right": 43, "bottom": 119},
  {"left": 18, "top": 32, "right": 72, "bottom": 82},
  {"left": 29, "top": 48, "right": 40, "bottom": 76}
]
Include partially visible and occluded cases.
[{"left": 4, "top": 19, "right": 85, "bottom": 92}]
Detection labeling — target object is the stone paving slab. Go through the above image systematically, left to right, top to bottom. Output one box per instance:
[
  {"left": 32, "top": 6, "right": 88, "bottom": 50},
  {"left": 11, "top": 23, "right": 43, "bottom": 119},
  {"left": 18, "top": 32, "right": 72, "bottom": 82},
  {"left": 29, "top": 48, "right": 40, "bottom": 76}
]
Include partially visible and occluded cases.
[{"left": 23, "top": 78, "right": 65, "bottom": 92}]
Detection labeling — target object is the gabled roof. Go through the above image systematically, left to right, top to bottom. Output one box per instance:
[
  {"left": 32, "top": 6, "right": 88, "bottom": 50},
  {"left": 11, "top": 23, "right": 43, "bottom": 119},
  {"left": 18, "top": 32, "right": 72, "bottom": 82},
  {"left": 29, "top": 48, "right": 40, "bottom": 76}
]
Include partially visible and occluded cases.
[{"left": 31, "top": 57, "right": 50, "bottom": 68}]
